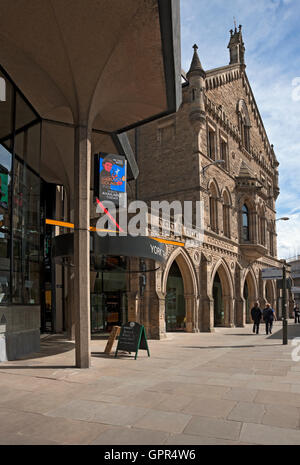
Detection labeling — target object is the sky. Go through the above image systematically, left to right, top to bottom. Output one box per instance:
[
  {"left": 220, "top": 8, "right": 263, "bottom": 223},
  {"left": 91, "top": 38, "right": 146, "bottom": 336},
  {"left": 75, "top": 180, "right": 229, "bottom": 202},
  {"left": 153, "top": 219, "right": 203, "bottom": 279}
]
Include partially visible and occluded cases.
[{"left": 180, "top": 0, "right": 300, "bottom": 259}]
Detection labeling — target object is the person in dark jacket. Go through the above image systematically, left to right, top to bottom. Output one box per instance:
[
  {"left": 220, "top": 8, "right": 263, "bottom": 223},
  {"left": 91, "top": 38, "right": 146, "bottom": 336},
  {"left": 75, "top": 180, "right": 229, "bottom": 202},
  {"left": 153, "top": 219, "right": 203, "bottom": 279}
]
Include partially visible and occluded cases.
[
  {"left": 251, "top": 302, "right": 262, "bottom": 334},
  {"left": 263, "top": 303, "right": 276, "bottom": 335}
]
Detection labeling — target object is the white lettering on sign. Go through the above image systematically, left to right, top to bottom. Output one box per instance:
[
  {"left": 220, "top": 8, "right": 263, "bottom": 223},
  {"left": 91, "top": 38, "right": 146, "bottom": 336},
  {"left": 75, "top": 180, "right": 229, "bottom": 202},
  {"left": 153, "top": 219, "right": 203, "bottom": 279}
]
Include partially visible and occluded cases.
[
  {"left": 0, "top": 78, "right": 6, "bottom": 102},
  {"left": 150, "top": 244, "right": 166, "bottom": 258}
]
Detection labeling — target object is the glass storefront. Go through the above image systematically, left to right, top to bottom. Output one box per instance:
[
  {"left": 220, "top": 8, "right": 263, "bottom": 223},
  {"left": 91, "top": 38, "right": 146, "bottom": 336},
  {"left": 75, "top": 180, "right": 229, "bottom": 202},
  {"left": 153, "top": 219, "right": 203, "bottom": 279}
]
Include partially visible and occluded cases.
[
  {"left": 0, "top": 68, "right": 42, "bottom": 307},
  {"left": 90, "top": 255, "right": 128, "bottom": 333}
]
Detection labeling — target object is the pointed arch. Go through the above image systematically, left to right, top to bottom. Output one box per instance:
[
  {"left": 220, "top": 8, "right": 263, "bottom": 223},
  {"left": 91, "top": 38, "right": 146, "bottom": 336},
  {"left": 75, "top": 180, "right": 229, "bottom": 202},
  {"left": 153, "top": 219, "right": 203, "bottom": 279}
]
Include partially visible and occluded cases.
[
  {"left": 208, "top": 179, "right": 220, "bottom": 233},
  {"left": 222, "top": 188, "right": 231, "bottom": 239},
  {"left": 162, "top": 247, "right": 199, "bottom": 333},
  {"left": 162, "top": 247, "right": 198, "bottom": 296},
  {"left": 211, "top": 259, "right": 234, "bottom": 327},
  {"left": 211, "top": 259, "right": 234, "bottom": 298},
  {"left": 243, "top": 268, "right": 258, "bottom": 323}
]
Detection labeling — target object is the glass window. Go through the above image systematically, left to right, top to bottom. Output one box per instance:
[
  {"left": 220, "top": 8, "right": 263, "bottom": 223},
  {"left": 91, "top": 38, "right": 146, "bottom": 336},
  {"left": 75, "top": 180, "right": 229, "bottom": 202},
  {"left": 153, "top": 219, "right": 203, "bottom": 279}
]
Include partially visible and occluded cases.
[
  {"left": 0, "top": 72, "right": 13, "bottom": 141},
  {"left": 15, "top": 91, "right": 38, "bottom": 132},
  {"left": 12, "top": 123, "right": 41, "bottom": 305},
  {"left": 208, "top": 129, "right": 216, "bottom": 160},
  {"left": 0, "top": 143, "right": 12, "bottom": 304},
  {"left": 242, "top": 204, "right": 249, "bottom": 241}
]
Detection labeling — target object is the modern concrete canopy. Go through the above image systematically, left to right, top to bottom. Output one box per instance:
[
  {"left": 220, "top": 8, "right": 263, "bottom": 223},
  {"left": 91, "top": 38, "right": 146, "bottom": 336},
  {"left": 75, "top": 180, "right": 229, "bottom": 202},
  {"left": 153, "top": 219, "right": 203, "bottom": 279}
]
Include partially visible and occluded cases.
[{"left": 0, "top": 0, "right": 181, "bottom": 367}]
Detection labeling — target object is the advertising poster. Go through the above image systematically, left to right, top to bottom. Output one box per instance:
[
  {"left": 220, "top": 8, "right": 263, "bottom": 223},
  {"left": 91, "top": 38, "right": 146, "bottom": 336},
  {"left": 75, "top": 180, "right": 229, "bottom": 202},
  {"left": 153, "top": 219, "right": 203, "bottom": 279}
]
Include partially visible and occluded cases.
[{"left": 98, "top": 153, "right": 127, "bottom": 208}]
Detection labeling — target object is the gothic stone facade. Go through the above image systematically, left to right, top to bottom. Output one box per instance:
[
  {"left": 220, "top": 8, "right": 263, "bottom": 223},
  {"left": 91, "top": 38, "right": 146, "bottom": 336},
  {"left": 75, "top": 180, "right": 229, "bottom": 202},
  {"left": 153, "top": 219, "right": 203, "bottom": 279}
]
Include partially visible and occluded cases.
[{"left": 127, "top": 27, "right": 285, "bottom": 339}]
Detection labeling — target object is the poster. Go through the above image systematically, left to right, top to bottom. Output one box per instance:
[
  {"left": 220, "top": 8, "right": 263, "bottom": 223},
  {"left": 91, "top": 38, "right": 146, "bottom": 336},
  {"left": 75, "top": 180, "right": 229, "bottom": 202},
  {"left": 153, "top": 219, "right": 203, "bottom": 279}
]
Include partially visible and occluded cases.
[{"left": 98, "top": 153, "right": 127, "bottom": 208}]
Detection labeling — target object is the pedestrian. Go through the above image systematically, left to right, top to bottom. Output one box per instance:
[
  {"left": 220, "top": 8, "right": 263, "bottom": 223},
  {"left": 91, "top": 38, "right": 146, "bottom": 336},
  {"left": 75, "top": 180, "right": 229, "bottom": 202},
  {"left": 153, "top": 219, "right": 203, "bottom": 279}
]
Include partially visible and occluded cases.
[
  {"left": 251, "top": 301, "right": 262, "bottom": 334},
  {"left": 263, "top": 303, "right": 277, "bottom": 335},
  {"left": 294, "top": 305, "right": 300, "bottom": 324}
]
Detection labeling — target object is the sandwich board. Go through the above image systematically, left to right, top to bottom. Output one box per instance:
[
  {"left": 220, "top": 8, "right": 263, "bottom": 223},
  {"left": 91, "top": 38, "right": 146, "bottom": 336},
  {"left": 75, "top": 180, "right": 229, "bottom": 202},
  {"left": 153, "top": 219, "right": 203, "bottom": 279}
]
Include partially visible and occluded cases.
[{"left": 115, "top": 322, "right": 150, "bottom": 360}]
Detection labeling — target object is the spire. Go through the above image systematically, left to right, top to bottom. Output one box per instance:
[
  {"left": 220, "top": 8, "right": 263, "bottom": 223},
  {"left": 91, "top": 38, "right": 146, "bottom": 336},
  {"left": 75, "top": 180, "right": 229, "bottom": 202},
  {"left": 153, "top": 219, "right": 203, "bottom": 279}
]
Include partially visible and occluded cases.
[
  {"left": 227, "top": 24, "right": 245, "bottom": 67},
  {"left": 187, "top": 44, "right": 206, "bottom": 79}
]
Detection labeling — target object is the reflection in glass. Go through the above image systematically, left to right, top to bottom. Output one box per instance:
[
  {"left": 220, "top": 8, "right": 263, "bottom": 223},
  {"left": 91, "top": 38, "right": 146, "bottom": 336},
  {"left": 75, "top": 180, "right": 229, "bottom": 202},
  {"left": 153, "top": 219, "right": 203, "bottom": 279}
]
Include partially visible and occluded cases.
[{"left": 0, "top": 143, "right": 11, "bottom": 303}]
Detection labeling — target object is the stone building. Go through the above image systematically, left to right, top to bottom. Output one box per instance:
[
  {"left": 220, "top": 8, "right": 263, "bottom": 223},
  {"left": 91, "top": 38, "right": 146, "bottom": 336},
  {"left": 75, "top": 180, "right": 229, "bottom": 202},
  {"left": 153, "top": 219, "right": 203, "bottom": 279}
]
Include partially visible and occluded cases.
[
  {"left": 126, "top": 26, "right": 284, "bottom": 338},
  {"left": 288, "top": 256, "right": 300, "bottom": 309}
]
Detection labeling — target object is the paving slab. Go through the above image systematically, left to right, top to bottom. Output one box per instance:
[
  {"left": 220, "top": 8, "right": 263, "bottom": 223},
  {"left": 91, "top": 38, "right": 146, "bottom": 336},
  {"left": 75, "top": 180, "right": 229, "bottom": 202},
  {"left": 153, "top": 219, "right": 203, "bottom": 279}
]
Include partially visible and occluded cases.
[
  {"left": 182, "top": 397, "right": 236, "bottom": 419},
  {"left": 227, "top": 401, "right": 265, "bottom": 423},
  {"left": 262, "top": 404, "right": 300, "bottom": 429},
  {"left": 134, "top": 409, "right": 192, "bottom": 434},
  {"left": 183, "top": 416, "right": 242, "bottom": 441},
  {"left": 240, "top": 422, "right": 300, "bottom": 445},
  {"left": 91, "top": 426, "right": 169, "bottom": 445}
]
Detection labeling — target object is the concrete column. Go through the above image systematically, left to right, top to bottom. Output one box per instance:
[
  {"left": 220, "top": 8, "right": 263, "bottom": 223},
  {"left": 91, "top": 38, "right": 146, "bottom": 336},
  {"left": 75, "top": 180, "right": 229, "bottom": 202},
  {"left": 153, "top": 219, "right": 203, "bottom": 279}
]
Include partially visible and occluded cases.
[{"left": 74, "top": 125, "right": 91, "bottom": 368}]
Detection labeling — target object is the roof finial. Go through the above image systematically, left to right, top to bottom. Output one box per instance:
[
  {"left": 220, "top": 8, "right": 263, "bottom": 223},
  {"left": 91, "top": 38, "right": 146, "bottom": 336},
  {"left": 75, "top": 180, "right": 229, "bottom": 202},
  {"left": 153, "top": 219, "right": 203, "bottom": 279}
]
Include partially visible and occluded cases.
[
  {"left": 233, "top": 17, "right": 237, "bottom": 32},
  {"left": 193, "top": 44, "right": 198, "bottom": 52}
]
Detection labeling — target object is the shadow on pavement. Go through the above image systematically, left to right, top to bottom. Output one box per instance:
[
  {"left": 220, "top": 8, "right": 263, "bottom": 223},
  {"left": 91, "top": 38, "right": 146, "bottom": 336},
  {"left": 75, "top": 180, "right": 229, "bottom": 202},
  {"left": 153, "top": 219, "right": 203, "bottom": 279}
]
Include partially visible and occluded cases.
[
  {"left": 267, "top": 323, "right": 300, "bottom": 340},
  {"left": 182, "top": 343, "right": 283, "bottom": 349}
]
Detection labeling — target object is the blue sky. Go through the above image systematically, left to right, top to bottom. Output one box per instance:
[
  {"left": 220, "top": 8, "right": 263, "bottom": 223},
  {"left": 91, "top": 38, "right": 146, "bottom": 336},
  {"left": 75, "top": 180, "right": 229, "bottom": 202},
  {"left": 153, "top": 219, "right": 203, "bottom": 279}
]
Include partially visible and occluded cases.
[{"left": 180, "top": 0, "right": 300, "bottom": 259}]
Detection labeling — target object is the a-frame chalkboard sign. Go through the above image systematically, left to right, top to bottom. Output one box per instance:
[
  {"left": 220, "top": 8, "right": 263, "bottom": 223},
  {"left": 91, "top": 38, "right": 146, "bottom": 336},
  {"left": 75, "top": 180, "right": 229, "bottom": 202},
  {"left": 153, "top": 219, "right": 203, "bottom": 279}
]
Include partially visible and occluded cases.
[{"left": 115, "top": 322, "right": 150, "bottom": 360}]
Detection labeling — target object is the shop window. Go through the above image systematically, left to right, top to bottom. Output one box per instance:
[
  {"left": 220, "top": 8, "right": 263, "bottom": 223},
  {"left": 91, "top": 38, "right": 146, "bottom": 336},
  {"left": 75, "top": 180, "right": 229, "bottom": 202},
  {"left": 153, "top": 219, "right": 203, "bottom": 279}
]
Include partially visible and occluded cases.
[
  {"left": 12, "top": 138, "right": 41, "bottom": 305},
  {"left": 0, "top": 143, "right": 12, "bottom": 304}
]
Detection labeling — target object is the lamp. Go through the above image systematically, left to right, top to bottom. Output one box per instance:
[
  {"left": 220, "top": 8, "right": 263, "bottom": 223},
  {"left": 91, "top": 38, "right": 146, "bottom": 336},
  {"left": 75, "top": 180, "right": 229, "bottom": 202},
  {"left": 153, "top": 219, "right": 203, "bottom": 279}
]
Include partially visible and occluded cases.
[{"left": 201, "top": 160, "right": 225, "bottom": 176}]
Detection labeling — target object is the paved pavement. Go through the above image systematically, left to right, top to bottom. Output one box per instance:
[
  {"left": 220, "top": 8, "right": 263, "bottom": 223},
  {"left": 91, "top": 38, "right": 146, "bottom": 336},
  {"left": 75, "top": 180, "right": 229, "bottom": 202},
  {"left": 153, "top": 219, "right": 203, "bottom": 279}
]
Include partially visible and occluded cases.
[{"left": 1, "top": 320, "right": 300, "bottom": 445}]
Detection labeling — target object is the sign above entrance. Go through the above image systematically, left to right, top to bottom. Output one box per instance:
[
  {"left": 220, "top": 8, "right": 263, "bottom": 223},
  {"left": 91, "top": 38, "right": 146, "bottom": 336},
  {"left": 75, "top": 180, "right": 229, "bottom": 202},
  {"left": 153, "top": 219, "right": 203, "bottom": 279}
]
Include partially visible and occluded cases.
[
  {"left": 52, "top": 233, "right": 167, "bottom": 264},
  {"left": 262, "top": 268, "right": 283, "bottom": 280}
]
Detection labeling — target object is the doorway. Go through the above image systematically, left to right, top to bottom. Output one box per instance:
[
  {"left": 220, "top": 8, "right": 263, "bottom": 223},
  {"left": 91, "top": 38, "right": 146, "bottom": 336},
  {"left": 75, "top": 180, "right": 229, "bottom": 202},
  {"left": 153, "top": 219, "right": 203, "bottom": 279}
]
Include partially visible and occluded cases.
[
  {"left": 165, "top": 261, "right": 185, "bottom": 331},
  {"left": 213, "top": 272, "right": 224, "bottom": 326}
]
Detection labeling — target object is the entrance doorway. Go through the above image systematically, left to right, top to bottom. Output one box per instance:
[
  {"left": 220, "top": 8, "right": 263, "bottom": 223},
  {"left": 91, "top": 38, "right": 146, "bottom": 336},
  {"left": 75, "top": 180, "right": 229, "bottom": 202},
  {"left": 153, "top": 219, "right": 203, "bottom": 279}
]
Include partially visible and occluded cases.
[
  {"left": 90, "top": 256, "right": 128, "bottom": 333},
  {"left": 165, "top": 261, "right": 185, "bottom": 331},
  {"left": 213, "top": 272, "right": 224, "bottom": 326},
  {"left": 244, "top": 280, "right": 250, "bottom": 323}
]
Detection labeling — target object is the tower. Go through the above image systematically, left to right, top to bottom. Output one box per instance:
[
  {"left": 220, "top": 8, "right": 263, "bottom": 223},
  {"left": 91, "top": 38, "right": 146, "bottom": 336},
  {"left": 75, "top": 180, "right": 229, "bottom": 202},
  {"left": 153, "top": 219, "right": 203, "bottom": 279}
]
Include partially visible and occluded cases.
[
  {"left": 227, "top": 24, "right": 245, "bottom": 67},
  {"left": 186, "top": 44, "right": 206, "bottom": 153}
]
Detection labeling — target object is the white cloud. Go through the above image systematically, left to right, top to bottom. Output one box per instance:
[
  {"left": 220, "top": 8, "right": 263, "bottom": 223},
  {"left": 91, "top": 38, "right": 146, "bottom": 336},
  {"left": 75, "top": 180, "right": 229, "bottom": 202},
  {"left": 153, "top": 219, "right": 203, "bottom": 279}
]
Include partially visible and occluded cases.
[{"left": 277, "top": 213, "right": 300, "bottom": 259}]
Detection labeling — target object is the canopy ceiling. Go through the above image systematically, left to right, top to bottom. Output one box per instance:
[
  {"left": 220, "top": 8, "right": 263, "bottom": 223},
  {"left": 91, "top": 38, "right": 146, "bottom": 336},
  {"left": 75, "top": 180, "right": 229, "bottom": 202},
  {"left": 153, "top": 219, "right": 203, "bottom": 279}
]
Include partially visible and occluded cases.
[{"left": 0, "top": 0, "right": 181, "bottom": 133}]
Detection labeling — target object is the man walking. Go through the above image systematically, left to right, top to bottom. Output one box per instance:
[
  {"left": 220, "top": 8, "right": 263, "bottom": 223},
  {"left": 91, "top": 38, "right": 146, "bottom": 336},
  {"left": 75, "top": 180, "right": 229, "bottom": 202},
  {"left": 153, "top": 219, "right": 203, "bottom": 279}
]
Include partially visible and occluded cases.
[
  {"left": 251, "top": 301, "right": 262, "bottom": 334},
  {"left": 263, "top": 303, "right": 277, "bottom": 335}
]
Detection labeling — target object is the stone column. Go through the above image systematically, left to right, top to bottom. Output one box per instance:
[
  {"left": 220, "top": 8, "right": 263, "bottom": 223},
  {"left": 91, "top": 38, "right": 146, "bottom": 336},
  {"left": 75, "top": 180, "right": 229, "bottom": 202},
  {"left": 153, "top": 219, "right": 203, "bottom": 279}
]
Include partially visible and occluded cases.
[{"left": 74, "top": 125, "right": 91, "bottom": 368}]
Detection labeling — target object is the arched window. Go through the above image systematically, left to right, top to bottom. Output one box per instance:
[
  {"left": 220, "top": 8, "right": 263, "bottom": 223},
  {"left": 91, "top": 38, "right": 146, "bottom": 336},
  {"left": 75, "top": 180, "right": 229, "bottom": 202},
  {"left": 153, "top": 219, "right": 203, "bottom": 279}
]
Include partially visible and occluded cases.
[
  {"left": 209, "top": 183, "right": 219, "bottom": 233},
  {"left": 223, "top": 191, "right": 231, "bottom": 238},
  {"left": 242, "top": 204, "right": 249, "bottom": 241}
]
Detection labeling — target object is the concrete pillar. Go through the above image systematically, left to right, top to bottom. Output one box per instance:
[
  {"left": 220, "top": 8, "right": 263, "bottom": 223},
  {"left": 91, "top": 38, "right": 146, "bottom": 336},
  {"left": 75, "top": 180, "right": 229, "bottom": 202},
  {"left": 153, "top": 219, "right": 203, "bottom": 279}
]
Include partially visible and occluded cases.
[{"left": 74, "top": 125, "right": 91, "bottom": 368}]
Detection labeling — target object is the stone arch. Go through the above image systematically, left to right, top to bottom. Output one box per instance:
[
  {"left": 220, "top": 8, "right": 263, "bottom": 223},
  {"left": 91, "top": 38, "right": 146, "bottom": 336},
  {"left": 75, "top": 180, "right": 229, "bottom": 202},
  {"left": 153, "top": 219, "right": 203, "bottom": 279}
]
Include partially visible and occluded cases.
[
  {"left": 162, "top": 247, "right": 199, "bottom": 333},
  {"left": 210, "top": 259, "right": 234, "bottom": 327},
  {"left": 243, "top": 268, "right": 258, "bottom": 323},
  {"left": 264, "top": 280, "right": 276, "bottom": 308}
]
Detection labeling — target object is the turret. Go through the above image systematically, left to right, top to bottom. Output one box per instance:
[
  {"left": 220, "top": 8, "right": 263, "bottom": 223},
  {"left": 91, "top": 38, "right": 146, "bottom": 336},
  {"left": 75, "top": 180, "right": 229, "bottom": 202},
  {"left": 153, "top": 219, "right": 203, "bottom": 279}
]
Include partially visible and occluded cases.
[
  {"left": 228, "top": 24, "right": 245, "bottom": 68},
  {"left": 186, "top": 44, "right": 206, "bottom": 136}
]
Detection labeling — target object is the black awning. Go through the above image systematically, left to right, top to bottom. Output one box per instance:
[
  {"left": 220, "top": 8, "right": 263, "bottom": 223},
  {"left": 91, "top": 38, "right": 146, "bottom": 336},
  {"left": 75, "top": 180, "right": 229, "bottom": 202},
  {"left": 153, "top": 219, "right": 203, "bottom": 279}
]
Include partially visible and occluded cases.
[{"left": 52, "top": 233, "right": 167, "bottom": 264}]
